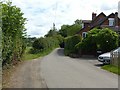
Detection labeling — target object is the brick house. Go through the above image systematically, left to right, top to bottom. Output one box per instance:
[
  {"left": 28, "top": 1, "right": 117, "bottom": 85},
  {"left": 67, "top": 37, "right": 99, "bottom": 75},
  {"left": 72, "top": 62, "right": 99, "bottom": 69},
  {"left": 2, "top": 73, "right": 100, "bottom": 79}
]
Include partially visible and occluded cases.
[{"left": 77, "top": 12, "right": 120, "bottom": 38}]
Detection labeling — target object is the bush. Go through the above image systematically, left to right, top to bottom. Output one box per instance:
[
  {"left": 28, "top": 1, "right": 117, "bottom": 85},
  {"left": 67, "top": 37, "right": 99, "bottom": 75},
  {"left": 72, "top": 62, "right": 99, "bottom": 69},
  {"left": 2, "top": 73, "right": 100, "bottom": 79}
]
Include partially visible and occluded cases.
[
  {"left": 2, "top": 2, "right": 26, "bottom": 66},
  {"left": 76, "top": 28, "right": 119, "bottom": 55},
  {"left": 97, "top": 28, "right": 118, "bottom": 52},
  {"left": 53, "top": 35, "right": 64, "bottom": 48},
  {"left": 64, "top": 35, "right": 82, "bottom": 56},
  {"left": 32, "top": 36, "right": 60, "bottom": 54},
  {"left": 32, "top": 37, "right": 46, "bottom": 50}
]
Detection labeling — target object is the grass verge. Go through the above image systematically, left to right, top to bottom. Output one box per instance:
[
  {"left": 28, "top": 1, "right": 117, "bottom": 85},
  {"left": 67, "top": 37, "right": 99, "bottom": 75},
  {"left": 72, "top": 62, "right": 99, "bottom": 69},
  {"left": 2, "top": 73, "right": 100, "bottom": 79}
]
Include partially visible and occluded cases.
[
  {"left": 22, "top": 47, "right": 56, "bottom": 60},
  {"left": 102, "top": 65, "right": 120, "bottom": 75}
]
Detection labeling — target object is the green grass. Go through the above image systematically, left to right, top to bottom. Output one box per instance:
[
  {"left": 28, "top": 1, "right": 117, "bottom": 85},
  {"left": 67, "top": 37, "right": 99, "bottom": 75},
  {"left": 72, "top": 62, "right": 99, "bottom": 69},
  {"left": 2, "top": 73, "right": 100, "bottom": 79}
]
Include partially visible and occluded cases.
[
  {"left": 22, "top": 47, "right": 56, "bottom": 61},
  {"left": 102, "top": 65, "right": 120, "bottom": 75}
]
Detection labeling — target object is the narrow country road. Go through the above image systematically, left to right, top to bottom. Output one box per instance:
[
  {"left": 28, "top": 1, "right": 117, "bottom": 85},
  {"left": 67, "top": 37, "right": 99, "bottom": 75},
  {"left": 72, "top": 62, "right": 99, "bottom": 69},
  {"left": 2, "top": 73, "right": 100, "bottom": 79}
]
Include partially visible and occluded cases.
[{"left": 7, "top": 48, "right": 118, "bottom": 88}]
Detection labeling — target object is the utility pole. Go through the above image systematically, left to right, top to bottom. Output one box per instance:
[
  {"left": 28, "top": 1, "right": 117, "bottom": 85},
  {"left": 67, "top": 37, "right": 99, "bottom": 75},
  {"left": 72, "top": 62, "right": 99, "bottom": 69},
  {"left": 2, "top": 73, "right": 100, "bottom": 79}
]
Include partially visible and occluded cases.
[{"left": 53, "top": 23, "right": 56, "bottom": 31}]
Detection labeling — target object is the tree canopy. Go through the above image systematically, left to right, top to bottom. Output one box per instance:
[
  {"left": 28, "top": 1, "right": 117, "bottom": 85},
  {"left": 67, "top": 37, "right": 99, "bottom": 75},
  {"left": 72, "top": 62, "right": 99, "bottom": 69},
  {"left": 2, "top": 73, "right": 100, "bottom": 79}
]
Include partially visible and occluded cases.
[
  {"left": 59, "top": 19, "right": 82, "bottom": 37},
  {"left": 76, "top": 28, "right": 119, "bottom": 53}
]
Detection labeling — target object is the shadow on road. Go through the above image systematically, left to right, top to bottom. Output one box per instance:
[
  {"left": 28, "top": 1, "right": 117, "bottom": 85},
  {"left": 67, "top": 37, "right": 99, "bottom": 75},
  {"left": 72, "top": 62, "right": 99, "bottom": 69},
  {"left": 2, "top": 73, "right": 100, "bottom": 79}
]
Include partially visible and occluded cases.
[
  {"left": 56, "top": 48, "right": 105, "bottom": 68},
  {"left": 57, "top": 48, "right": 65, "bottom": 56},
  {"left": 79, "top": 57, "right": 97, "bottom": 60},
  {"left": 94, "top": 63, "right": 104, "bottom": 67}
]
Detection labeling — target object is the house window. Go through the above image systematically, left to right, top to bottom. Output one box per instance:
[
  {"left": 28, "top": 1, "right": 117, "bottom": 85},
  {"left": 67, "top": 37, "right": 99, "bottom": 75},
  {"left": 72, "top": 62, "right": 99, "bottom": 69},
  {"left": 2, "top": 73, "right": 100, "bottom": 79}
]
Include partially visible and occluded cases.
[
  {"left": 108, "top": 18, "right": 114, "bottom": 26},
  {"left": 82, "top": 23, "right": 84, "bottom": 28},
  {"left": 82, "top": 32, "right": 87, "bottom": 38}
]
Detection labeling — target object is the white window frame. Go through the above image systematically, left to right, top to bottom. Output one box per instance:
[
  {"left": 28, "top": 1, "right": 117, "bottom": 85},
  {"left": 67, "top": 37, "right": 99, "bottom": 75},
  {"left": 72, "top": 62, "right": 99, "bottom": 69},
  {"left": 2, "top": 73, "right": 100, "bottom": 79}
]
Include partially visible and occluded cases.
[
  {"left": 108, "top": 18, "right": 114, "bottom": 26},
  {"left": 82, "top": 23, "right": 84, "bottom": 28},
  {"left": 82, "top": 32, "right": 87, "bottom": 38}
]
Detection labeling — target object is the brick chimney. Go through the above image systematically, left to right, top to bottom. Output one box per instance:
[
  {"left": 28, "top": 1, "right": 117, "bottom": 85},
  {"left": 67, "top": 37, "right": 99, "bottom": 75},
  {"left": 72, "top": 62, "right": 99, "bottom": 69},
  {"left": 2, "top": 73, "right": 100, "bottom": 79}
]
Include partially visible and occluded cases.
[
  {"left": 92, "top": 12, "right": 97, "bottom": 20},
  {"left": 115, "top": 12, "right": 118, "bottom": 26}
]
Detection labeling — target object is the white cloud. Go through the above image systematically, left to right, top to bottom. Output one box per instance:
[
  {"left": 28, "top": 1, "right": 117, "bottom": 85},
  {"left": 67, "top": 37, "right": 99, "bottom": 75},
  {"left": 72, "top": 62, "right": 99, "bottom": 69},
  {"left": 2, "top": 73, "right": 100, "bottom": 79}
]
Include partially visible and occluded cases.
[{"left": 11, "top": 0, "right": 119, "bottom": 37}]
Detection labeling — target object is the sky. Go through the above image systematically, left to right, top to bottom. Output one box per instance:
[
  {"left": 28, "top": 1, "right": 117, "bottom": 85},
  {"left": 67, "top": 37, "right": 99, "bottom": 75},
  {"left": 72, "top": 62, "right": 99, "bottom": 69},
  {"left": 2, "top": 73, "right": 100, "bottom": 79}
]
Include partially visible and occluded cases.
[{"left": 11, "top": 0, "right": 119, "bottom": 37}]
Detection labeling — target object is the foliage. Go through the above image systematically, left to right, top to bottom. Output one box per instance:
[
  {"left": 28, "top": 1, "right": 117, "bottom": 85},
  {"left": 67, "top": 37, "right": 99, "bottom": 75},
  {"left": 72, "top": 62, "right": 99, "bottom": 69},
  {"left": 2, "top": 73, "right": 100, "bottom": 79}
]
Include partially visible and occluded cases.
[
  {"left": 2, "top": 1, "right": 27, "bottom": 66},
  {"left": 59, "top": 19, "right": 82, "bottom": 37},
  {"left": 59, "top": 25, "right": 70, "bottom": 37},
  {"left": 76, "top": 28, "right": 118, "bottom": 54},
  {"left": 97, "top": 28, "right": 118, "bottom": 52},
  {"left": 45, "top": 29, "right": 58, "bottom": 37},
  {"left": 117, "top": 33, "right": 120, "bottom": 46},
  {"left": 52, "top": 35, "right": 64, "bottom": 47},
  {"left": 64, "top": 35, "right": 82, "bottom": 56},
  {"left": 31, "top": 36, "right": 60, "bottom": 54},
  {"left": 26, "top": 37, "right": 36, "bottom": 47},
  {"left": 32, "top": 37, "right": 46, "bottom": 50},
  {"left": 22, "top": 47, "right": 55, "bottom": 61}
]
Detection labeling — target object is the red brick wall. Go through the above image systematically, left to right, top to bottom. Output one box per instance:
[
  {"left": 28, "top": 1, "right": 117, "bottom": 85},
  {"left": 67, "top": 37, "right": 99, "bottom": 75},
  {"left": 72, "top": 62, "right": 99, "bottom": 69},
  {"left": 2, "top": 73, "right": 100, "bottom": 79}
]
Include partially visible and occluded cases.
[
  {"left": 102, "top": 14, "right": 114, "bottom": 25},
  {"left": 79, "top": 27, "right": 90, "bottom": 36}
]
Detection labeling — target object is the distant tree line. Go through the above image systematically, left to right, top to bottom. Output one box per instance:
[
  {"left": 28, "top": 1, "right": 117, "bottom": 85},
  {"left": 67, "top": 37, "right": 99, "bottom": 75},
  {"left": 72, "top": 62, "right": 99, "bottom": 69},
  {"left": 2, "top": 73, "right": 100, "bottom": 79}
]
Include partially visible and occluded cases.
[{"left": 31, "top": 20, "right": 82, "bottom": 54}]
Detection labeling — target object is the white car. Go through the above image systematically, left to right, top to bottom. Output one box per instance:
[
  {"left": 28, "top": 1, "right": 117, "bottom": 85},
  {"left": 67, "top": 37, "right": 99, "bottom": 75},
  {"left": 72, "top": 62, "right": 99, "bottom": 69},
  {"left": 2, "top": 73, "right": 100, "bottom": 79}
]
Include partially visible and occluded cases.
[
  {"left": 98, "top": 47, "right": 120, "bottom": 64},
  {"left": 98, "top": 52, "right": 111, "bottom": 64}
]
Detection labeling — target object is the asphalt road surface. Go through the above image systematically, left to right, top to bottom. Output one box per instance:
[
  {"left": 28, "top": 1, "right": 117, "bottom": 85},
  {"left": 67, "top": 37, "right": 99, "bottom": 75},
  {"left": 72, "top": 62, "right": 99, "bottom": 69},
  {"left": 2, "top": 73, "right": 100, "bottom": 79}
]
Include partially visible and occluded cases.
[
  {"left": 7, "top": 48, "right": 118, "bottom": 88},
  {"left": 41, "top": 48, "right": 118, "bottom": 88}
]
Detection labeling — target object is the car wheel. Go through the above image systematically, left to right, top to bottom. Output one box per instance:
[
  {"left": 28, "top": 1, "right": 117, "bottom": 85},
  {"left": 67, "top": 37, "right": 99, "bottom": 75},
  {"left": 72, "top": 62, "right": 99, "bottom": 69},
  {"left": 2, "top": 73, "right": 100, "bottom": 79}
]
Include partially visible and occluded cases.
[{"left": 103, "top": 60, "right": 110, "bottom": 65}]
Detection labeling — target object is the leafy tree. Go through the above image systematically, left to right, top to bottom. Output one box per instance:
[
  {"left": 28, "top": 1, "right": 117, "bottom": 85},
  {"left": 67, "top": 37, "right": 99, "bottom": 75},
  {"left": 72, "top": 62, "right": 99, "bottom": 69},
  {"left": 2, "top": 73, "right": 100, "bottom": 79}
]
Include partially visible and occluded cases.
[
  {"left": 2, "top": 1, "right": 27, "bottom": 66},
  {"left": 59, "top": 19, "right": 82, "bottom": 37},
  {"left": 74, "top": 19, "right": 82, "bottom": 25},
  {"left": 67, "top": 24, "right": 82, "bottom": 36},
  {"left": 59, "top": 25, "right": 69, "bottom": 37},
  {"left": 76, "top": 28, "right": 119, "bottom": 54},
  {"left": 97, "top": 28, "right": 118, "bottom": 52},
  {"left": 45, "top": 29, "right": 58, "bottom": 37},
  {"left": 64, "top": 35, "right": 82, "bottom": 56},
  {"left": 26, "top": 36, "right": 36, "bottom": 47},
  {"left": 31, "top": 36, "right": 60, "bottom": 54},
  {"left": 32, "top": 37, "right": 45, "bottom": 50}
]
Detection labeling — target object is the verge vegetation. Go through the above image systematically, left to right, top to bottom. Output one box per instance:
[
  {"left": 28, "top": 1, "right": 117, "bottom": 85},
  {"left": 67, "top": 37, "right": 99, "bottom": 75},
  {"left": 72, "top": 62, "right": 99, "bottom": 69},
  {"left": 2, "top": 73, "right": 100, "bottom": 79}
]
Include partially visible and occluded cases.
[
  {"left": 2, "top": 1, "right": 26, "bottom": 68},
  {"left": 102, "top": 65, "right": 120, "bottom": 75}
]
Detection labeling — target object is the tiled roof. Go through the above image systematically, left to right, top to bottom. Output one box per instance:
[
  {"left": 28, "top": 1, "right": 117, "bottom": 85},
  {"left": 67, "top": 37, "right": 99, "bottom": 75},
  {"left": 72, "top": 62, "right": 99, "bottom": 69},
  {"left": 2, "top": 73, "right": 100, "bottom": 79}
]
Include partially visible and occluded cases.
[{"left": 82, "top": 20, "right": 91, "bottom": 23}]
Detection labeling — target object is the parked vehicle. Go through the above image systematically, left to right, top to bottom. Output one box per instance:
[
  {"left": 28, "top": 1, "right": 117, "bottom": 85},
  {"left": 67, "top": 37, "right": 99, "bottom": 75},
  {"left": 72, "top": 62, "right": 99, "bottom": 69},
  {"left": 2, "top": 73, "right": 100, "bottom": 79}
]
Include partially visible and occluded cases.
[{"left": 98, "top": 47, "right": 120, "bottom": 64}]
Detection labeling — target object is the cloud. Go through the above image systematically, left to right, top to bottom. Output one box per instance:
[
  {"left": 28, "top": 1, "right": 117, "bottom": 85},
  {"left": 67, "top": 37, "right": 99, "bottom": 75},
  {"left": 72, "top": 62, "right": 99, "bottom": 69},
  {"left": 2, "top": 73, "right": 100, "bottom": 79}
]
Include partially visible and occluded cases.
[
  {"left": 11, "top": 0, "right": 119, "bottom": 37},
  {"left": 100, "top": 0, "right": 118, "bottom": 11}
]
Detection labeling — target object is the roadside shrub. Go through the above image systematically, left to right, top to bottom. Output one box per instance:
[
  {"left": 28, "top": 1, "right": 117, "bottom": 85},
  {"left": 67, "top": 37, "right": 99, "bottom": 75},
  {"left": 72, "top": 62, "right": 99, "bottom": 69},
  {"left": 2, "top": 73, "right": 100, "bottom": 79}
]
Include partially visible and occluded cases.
[
  {"left": 2, "top": 2, "right": 26, "bottom": 66},
  {"left": 76, "top": 28, "right": 119, "bottom": 55},
  {"left": 97, "top": 28, "right": 118, "bottom": 52},
  {"left": 118, "top": 34, "right": 120, "bottom": 46},
  {"left": 53, "top": 35, "right": 64, "bottom": 48},
  {"left": 64, "top": 35, "right": 82, "bottom": 56},
  {"left": 31, "top": 36, "right": 60, "bottom": 54},
  {"left": 32, "top": 37, "right": 46, "bottom": 50},
  {"left": 75, "top": 39, "right": 97, "bottom": 55}
]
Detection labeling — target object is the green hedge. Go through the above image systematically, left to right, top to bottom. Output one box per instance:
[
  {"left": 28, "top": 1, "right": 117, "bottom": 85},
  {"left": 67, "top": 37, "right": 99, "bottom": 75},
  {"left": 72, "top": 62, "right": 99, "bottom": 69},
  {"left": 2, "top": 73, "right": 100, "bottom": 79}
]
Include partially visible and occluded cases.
[
  {"left": 2, "top": 2, "right": 26, "bottom": 66},
  {"left": 76, "top": 28, "right": 118, "bottom": 54},
  {"left": 64, "top": 35, "right": 82, "bottom": 56},
  {"left": 31, "top": 36, "right": 62, "bottom": 54}
]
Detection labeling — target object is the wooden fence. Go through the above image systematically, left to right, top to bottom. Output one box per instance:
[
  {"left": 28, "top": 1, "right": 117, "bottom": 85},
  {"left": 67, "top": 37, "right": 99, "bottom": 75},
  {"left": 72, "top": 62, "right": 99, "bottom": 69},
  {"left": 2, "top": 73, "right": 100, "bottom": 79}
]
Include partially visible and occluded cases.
[{"left": 110, "top": 48, "right": 120, "bottom": 66}]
